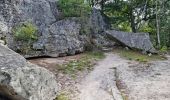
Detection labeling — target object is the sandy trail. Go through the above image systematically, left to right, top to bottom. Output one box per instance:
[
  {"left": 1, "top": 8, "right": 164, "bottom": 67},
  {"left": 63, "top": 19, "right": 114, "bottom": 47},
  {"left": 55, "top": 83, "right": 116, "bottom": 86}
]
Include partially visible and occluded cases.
[
  {"left": 29, "top": 52, "right": 170, "bottom": 100},
  {"left": 75, "top": 53, "right": 127, "bottom": 100},
  {"left": 75, "top": 53, "right": 170, "bottom": 100}
]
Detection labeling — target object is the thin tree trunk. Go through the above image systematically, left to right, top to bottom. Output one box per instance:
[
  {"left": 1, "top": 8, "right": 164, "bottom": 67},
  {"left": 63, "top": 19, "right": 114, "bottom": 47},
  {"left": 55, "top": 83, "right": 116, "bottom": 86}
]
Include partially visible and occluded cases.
[
  {"left": 100, "top": 0, "right": 104, "bottom": 12},
  {"left": 156, "top": 0, "right": 161, "bottom": 47},
  {"left": 130, "top": 9, "right": 137, "bottom": 33}
]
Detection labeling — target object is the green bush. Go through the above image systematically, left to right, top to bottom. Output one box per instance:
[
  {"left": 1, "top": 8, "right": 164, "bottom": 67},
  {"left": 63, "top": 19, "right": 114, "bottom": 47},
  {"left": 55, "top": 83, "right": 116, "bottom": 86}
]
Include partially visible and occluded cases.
[
  {"left": 58, "top": 0, "right": 91, "bottom": 17},
  {"left": 12, "top": 22, "right": 38, "bottom": 54},
  {"left": 13, "top": 22, "right": 38, "bottom": 41},
  {"left": 160, "top": 46, "right": 168, "bottom": 53},
  {"left": 56, "top": 93, "right": 68, "bottom": 100}
]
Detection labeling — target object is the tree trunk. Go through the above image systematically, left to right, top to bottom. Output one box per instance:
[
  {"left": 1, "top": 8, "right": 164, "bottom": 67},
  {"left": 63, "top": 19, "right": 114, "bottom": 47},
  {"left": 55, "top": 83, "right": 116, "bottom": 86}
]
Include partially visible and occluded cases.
[
  {"left": 100, "top": 0, "right": 104, "bottom": 11},
  {"left": 156, "top": 0, "right": 161, "bottom": 47},
  {"left": 130, "top": 9, "right": 137, "bottom": 33}
]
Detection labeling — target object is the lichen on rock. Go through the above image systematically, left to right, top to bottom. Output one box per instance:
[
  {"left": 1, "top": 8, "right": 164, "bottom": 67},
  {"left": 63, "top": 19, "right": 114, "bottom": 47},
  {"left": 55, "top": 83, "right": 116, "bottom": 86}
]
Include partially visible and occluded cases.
[{"left": 0, "top": 45, "right": 59, "bottom": 100}]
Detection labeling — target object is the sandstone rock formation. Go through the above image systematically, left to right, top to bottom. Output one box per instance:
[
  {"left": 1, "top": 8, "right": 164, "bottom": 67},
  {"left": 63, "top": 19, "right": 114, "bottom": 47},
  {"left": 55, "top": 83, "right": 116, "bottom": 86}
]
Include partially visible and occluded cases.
[
  {"left": 105, "top": 30, "right": 156, "bottom": 53},
  {"left": 0, "top": 45, "right": 59, "bottom": 100}
]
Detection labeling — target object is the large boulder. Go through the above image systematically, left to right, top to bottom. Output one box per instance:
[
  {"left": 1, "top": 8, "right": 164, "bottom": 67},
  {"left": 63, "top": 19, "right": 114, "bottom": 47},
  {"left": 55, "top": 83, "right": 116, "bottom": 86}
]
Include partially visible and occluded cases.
[
  {"left": 0, "top": 0, "right": 114, "bottom": 58},
  {"left": 0, "top": 0, "right": 61, "bottom": 57},
  {"left": 0, "top": 0, "right": 89, "bottom": 58},
  {"left": 85, "top": 8, "right": 115, "bottom": 48},
  {"left": 90, "top": 8, "right": 110, "bottom": 34},
  {"left": 45, "top": 18, "right": 84, "bottom": 57},
  {"left": 105, "top": 30, "right": 156, "bottom": 53},
  {"left": 92, "top": 33, "right": 116, "bottom": 48},
  {"left": 0, "top": 45, "right": 59, "bottom": 100}
]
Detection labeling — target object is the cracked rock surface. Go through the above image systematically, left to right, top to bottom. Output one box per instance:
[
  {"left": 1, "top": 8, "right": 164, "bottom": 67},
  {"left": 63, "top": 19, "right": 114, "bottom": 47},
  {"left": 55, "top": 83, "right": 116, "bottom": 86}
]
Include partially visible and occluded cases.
[{"left": 0, "top": 45, "right": 59, "bottom": 100}]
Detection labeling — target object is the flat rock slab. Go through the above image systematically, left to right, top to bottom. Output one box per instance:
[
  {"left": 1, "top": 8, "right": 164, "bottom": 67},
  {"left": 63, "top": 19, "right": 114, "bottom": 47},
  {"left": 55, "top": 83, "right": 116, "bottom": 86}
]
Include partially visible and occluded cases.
[
  {"left": 105, "top": 30, "right": 156, "bottom": 53},
  {"left": 116, "top": 56, "right": 170, "bottom": 100}
]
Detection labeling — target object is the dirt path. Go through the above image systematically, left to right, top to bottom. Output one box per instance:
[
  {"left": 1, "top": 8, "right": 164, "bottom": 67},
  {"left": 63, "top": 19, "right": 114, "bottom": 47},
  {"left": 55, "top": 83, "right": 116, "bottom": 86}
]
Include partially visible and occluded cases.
[
  {"left": 29, "top": 53, "right": 170, "bottom": 100},
  {"left": 74, "top": 53, "right": 128, "bottom": 100},
  {"left": 74, "top": 53, "right": 170, "bottom": 100},
  {"left": 116, "top": 55, "right": 170, "bottom": 100}
]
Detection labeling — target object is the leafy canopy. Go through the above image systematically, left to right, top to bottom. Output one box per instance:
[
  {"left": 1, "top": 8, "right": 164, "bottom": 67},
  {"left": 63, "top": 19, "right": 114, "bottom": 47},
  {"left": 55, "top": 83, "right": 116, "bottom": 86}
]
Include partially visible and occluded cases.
[{"left": 58, "top": 0, "right": 91, "bottom": 17}]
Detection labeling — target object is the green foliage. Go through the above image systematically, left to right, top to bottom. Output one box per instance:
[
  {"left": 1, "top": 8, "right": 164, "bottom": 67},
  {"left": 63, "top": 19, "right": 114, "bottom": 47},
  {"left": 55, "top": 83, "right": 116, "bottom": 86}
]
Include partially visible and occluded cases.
[
  {"left": 58, "top": 0, "right": 91, "bottom": 17},
  {"left": 96, "top": 0, "right": 170, "bottom": 48},
  {"left": 103, "top": 0, "right": 156, "bottom": 33},
  {"left": 159, "top": 0, "right": 170, "bottom": 47},
  {"left": 112, "top": 21, "right": 131, "bottom": 32},
  {"left": 12, "top": 22, "right": 38, "bottom": 54},
  {"left": 13, "top": 22, "right": 38, "bottom": 41},
  {"left": 138, "top": 23, "right": 155, "bottom": 33},
  {"left": 160, "top": 46, "right": 168, "bottom": 53},
  {"left": 57, "top": 51, "right": 105, "bottom": 76},
  {"left": 86, "top": 51, "right": 105, "bottom": 59},
  {"left": 56, "top": 93, "right": 68, "bottom": 100}
]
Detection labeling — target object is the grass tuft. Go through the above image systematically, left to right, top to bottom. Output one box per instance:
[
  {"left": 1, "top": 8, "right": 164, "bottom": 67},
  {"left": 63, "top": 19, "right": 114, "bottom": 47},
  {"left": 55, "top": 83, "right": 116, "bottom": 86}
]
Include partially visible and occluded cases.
[
  {"left": 113, "top": 49, "right": 167, "bottom": 62},
  {"left": 56, "top": 51, "right": 105, "bottom": 76},
  {"left": 55, "top": 93, "right": 68, "bottom": 100}
]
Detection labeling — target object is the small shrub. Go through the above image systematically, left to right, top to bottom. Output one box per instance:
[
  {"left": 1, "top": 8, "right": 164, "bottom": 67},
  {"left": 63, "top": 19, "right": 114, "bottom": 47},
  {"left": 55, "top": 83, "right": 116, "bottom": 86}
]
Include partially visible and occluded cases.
[
  {"left": 12, "top": 22, "right": 38, "bottom": 54},
  {"left": 13, "top": 22, "right": 38, "bottom": 42},
  {"left": 160, "top": 46, "right": 168, "bottom": 53},
  {"left": 56, "top": 93, "right": 68, "bottom": 100}
]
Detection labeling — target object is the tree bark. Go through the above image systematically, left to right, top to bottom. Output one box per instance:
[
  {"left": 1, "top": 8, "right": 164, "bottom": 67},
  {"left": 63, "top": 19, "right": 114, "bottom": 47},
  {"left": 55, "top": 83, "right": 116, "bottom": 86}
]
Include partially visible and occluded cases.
[
  {"left": 156, "top": 0, "right": 161, "bottom": 47},
  {"left": 130, "top": 9, "right": 137, "bottom": 33}
]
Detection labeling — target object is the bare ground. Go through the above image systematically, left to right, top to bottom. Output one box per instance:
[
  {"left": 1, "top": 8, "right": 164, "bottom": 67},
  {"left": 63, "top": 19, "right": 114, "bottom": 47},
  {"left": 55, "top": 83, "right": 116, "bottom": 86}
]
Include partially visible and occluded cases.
[
  {"left": 29, "top": 53, "right": 170, "bottom": 100},
  {"left": 72, "top": 53, "right": 125, "bottom": 100},
  {"left": 116, "top": 55, "right": 170, "bottom": 100}
]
